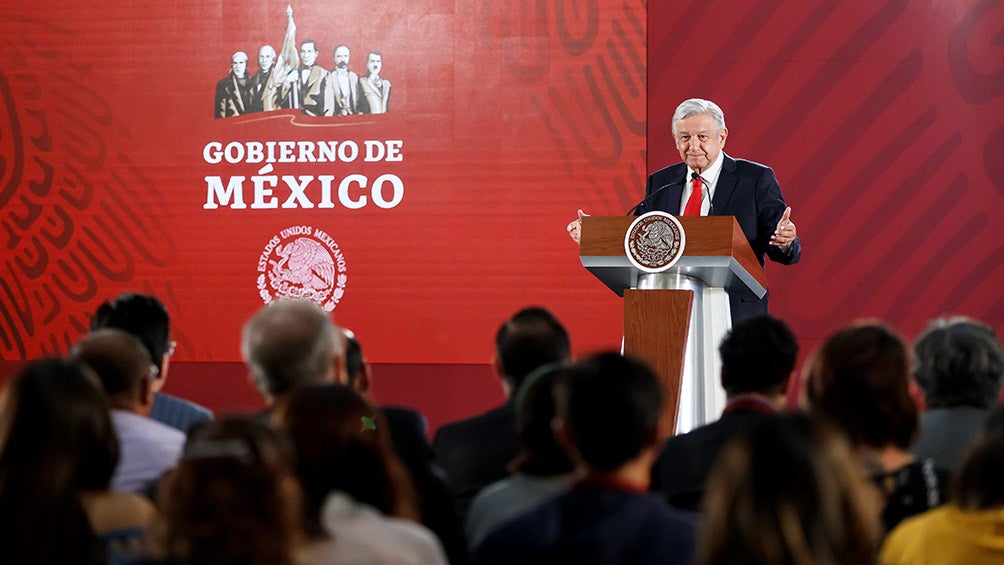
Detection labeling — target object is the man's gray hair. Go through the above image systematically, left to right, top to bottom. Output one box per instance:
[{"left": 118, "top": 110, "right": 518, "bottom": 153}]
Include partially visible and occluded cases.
[
  {"left": 672, "top": 98, "right": 726, "bottom": 136},
  {"left": 241, "top": 299, "right": 344, "bottom": 396}
]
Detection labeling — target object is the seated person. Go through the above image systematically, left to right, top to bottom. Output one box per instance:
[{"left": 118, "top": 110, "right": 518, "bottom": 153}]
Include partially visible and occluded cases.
[
  {"left": 91, "top": 292, "right": 214, "bottom": 434},
  {"left": 911, "top": 317, "right": 1004, "bottom": 473},
  {"left": 803, "top": 322, "right": 950, "bottom": 532},
  {"left": 72, "top": 329, "right": 185, "bottom": 493},
  {"left": 470, "top": 353, "right": 696, "bottom": 564},
  {"left": 0, "top": 358, "right": 154, "bottom": 563},
  {"left": 466, "top": 364, "right": 575, "bottom": 549},
  {"left": 283, "top": 384, "right": 448, "bottom": 564},
  {"left": 697, "top": 413, "right": 882, "bottom": 564},
  {"left": 151, "top": 417, "right": 304, "bottom": 564},
  {"left": 880, "top": 428, "right": 1004, "bottom": 564}
]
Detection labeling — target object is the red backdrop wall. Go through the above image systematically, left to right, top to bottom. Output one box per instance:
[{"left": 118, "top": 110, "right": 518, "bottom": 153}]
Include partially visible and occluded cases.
[{"left": 1, "top": 1, "right": 1002, "bottom": 433}]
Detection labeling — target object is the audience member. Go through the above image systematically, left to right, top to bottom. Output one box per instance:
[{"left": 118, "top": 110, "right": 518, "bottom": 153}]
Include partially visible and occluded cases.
[
  {"left": 91, "top": 291, "right": 214, "bottom": 434},
  {"left": 241, "top": 298, "right": 347, "bottom": 423},
  {"left": 434, "top": 306, "right": 571, "bottom": 522},
  {"left": 651, "top": 315, "right": 797, "bottom": 511},
  {"left": 911, "top": 316, "right": 1004, "bottom": 473},
  {"left": 804, "top": 321, "right": 950, "bottom": 532},
  {"left": 72, "top": 328, "right": 186, "bottom": 493},
  {"left": 345, "top": 330, "right": 468, "bottom": 564},
  {"left": 470, "top": 352, "right": 696, "bottom": 565},
  {"left": 0, "top": 358, "right": 154, "bottom": 563},
  {"left": 466, "top": 364, "right": 576, "bottom": 549},
  {"left": 283, "top": 384, "right": 448, "bottom": 564},
  {"left": 696, "top": 413, "right": 883, "bottom": 565},
  {"left": 151, "top": 416, "right": 303, "bottom": 565},
  {"left": 880, "top": 432, "right": 1004, "bottom": 564}
]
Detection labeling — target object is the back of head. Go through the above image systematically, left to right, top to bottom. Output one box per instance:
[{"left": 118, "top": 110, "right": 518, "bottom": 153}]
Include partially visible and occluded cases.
[
  {"left": 90, "top": 293, "right": 171, "bottom": 373},
  {"left": 241, "top": 299, "right": 343, "bottom": 396},
  {"left": 495, "top": 306, "right": 571, "bottom": 390},
  {"left": 719, "top": 315, "right": 798, "bottom": 396},
  {"left": 913, "top": 317, "right": 1004, "bottom": 409},
  {"left": 804, "top": 322, "right": 918, "bottom": 450},
  {"left": 72, "top": 328, "right": 155, "bottom": 405},
  {"left": 344, "top": 331, "right": 364, "bottom": 388},
  {"left": 555, "top": 352, "right": 662, "bottom": 472},
  {"left": 0, "top": 358, "right": 119, "bottom": 563},
  {"left": 511, "top": 365, "right": 574, "bottom": 476},
  {"left": 283, "top": 384, "right": 417, "bottom": 536},
  {"left": 697, "top": 413, "right": 882, "bottom": 565},
  {"left": 154, "top": 416, "right": 301, "bottom": 565},
  {"left": 952, "top": 435, "right": 1004, "bottom": 511}
]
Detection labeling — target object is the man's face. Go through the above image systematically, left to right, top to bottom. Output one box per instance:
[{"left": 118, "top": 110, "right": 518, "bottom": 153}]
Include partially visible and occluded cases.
[
  {"left": 301, "top": 42, "right": 318, "bottom": 67},
  {"left": 334, "top": 46, "right": 350, "bottom": 69},
  {"left": 258, "top": 47, "right": 275, "bottom": 72},
  {"left": 367, "top": 53, "right": 382, "bottom": 76},
  {"left": 232, "top": 55, "right": 248, "bottom": 78},
  {"left": 674, "top": 112, "right": 727, "bottom": 173}
]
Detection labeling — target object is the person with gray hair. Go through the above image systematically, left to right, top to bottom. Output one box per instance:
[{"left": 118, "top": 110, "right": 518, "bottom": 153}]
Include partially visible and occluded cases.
[
  {"left": 215, "top": 51, "right": 253, "bottom": 118},
  {"left": 566, "top": 97, "right": 801, "bottom": 323},
  {"left": 241, "top": 299, "right": 347, "bottom": 422},
  {"left": 911, "top": 316, "right": 1004, "bottom": 473}
]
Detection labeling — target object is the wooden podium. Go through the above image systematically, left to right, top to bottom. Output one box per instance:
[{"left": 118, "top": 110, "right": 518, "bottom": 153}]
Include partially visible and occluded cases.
[{"left": 579, "top": 215, "right": 767, "bottom": 437}]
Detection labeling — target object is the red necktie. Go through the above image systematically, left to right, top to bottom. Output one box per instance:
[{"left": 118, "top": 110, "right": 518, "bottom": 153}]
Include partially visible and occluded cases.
[{"left": 684, "top": 174, "right": 702, "bottom": 216}]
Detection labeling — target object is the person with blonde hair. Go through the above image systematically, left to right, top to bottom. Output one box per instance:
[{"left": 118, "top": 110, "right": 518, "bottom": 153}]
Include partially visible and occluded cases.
[{"left": 697, "top": 413, "right": 883, "bottom": 564}]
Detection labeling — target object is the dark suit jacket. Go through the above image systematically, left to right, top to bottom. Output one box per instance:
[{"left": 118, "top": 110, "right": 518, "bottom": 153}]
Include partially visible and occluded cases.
[
  {"left": 214, "top": 73, "right": 253, "bottom": 118},
  {"left": 640, "top": 154, "right": 801, "bottom": 322},
  {"left": 432, "top": 401, "right": 520, "bottom": 523},
  {"left": 383, "top": 406, "right": 468, "bottom": 565},
  {"left": 650, "top": 407, "right": 775, "bottom": 512},
  {"left": 470, "top": 489, "right": 696, "bottom": 565}
]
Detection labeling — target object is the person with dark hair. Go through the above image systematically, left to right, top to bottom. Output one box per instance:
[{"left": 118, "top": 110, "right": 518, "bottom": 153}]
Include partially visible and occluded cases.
[
  {"left": 280, "top": 39, "right": 327, "bottom": 115},
  {"left": 324, "top": 44, "right": 359, "bottom": 115},
  {"left": 358, "top": 50, "right": 390, "bottom": 114},
  {"left": 91, "top": 291, "right": 214, "bottom": 434},
  {"left": 241, "top": 298, "right": 347, "bottom": 423},
  {"left": 433, "top": 306, "right": 572, "bottom": 522},
  {"left": 652, "top": 315, "right": 798, "bottom": 511},
  {"left": 911, "top": 316, "right": 1004, "bottom": 473},
  {"left": 804, "top": 321, "right": 950, "bottom": 532},
  {"left": 72, "top": 328, "right": 185, "bottom": 493},
  {"left": 344, "top": 330, "right": 467, "bottom": 565},
  {"left": 470, "top": 353, "right": 696, "bottom": 565},
  {"left": 0, "top": 358, "right": 154, "bottom": 564},
  {"left": 466, "top": 365, "right": 576, "bottom": 549},
  {"left": 283, "top": 384, "right": 448, "bottom": 564},
  {"left": 697, "top": 413, "right": 883, "bottom": 565},
  {"left": 151, "top": 416, "right": 304, "bottom": 565},
  {"left": 880, "top": 432, "right": 1004, "bottom": 563}
]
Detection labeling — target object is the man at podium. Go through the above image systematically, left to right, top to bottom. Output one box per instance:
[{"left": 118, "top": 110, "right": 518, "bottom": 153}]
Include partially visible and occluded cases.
[{"left": 568, "top": 98, "right": 801, "bottom": 323}]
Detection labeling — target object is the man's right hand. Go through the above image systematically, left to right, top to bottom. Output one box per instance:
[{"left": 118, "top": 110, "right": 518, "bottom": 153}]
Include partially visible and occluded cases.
[{"left": 566, "top": 209, "right": 588, "bottom": 245}]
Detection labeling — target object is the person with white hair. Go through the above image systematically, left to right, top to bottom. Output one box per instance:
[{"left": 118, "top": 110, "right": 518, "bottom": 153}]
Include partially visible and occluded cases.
[
  {"left": 215, "top": 51, "right": 253, "bottom": 118},
  {"left": 566, "top": 98, "right": 801, "bottom": 323}
]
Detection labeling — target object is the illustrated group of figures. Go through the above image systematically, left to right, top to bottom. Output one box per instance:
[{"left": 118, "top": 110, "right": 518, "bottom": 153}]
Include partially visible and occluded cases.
[{"left": 215, "top": 41, "right": 390, "bottom": 119}]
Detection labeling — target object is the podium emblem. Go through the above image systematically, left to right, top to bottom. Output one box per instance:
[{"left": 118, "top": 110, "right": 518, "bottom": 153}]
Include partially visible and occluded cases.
[{"left": 624, "top": 212, "right": 686, "bottom": 272}]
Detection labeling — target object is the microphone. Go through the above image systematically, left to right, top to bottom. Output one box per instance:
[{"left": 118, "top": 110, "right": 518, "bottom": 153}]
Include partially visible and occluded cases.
[
  {"left": 690, "top": 172, "right": 714, "bottom": 215},
  {"left": 626, "top": 179, "right": 683, "bottom": 216}
]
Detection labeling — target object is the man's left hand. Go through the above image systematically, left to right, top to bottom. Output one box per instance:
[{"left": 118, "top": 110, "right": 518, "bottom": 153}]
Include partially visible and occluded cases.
[{"left": 770, "top": 206, "right": 796, "bottom": 250}]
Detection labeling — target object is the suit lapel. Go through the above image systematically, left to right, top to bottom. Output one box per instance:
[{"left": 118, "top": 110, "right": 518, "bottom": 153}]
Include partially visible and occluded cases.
[{"left": 712, "top": 154, "right": 738, "bottom": 214}]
